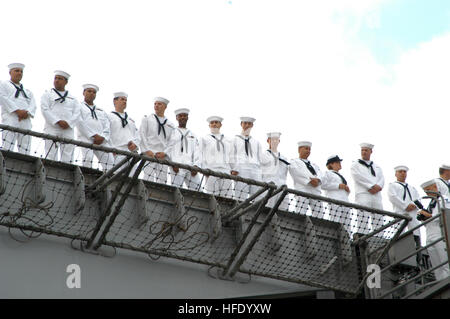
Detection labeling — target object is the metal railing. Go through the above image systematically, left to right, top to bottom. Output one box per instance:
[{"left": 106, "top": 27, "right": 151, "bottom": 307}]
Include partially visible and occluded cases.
[{"left": 0, "top": 124, "right": 423, "bottom": 296}]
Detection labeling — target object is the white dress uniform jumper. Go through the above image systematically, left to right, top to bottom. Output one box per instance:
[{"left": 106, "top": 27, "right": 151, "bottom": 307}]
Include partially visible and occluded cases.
[
  {"left": 0, "top": 80, "right": 36, "bottom": 154},
  {"left": 40, "top": 89, "right": 81, "bottom": 163},
  {"left": 76, "top": 103, "right": 114, "bottom": 171},
  {"left": 107, "top": 111, "right": 140, "bottom": 172},
  {"left": 139, "top": 114, "right": 175, "bottom": 184},
  {"left": 167, "top": 127, "right": 202, "bottom": 190},
  {"left": 201, "top": 133, "right": 234, "bottom": 198},
  {"left": 230, "top": 135, "right": 263, "bottom": 202},
  {"left": 260, "top": 150, "right": 290, "bottom": 211},
  {"left": 289, "top": 158, "right": 325, "bottom": 219},
  {"left": 350, "top": 159, "right": 385, "bottom": 234},
  {"left": 321, "top": 170, "right": 351, "bottom": 232},
  {"left": 436, "top": 177, "right": 450, "bottom": 197},
  {"left": 387, "top": 181, "right": 423, "bottom": 237},
  {"left": 423, "top": 196, "right": 450, "bottom": 281}
]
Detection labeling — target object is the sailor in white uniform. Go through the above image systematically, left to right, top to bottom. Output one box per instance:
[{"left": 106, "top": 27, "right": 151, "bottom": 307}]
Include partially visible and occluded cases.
[
  {"left": 0, "top": 63, "right": 36, "bottom": 154},
  {"left": 40, "top": 70, "right": 81, "bottom": 163},
  {"left": 76, "top": 84, "right": 114, "bottom": 171},
  {"left": 107, "top": 92, "right": 140, "bottom": 166},
  {"left": 139, "top": 97, "right": 175, "bottom": 184},
  {"left": 166, "top": 108, "right": 202, "bottom": 190},
  {"left": 201, "top": 116, "right": 234, "bottom": 198},
  {"left": 230, "top": 117, "right": 264, "bottom": 202},
  {"left": 260, "top": 132, "right": 290, "bottom": 211},
  {"left": 289, "top": 141, "right": 325, "bottom": 218},
  {"left": 350, "top": 143, "right": 385, "bottom": 234},
  {"left": 321, "top": 155, "right": 351, "bottom": 231},
  {"left": 436, "top": 164, "right": 450, "bottom": 197},
  {"left": 387, "top": 166, "right": 423, "bottom": 241},
  {"left": 417, "top": 179, "right": 450, "bottom": 281}
]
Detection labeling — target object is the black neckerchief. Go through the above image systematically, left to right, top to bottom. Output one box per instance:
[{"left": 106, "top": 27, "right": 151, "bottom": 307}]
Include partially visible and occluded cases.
[
  {"left": 10, "top": 81, "right": 28, "bottom": 98},
  {"left": 52, "top": 88, "right": 69, "bottom": 103},
  {"left": 84, "top": 103, "right": 97, "bottom": 120},
  {"left": 111, "top": 111, "right": 128, "bottom": 128},
  {"left": 154, "top": 115, "right": 168, "bottom": 139},
  {"left": 211, "top": 134, "right": 224, "bottom": 152},
  {"left": 236, "top": 135, "right": 252, "bottom": 157},
  {"left": 301, "top": 159, "right": 317, "bottom": 176},
  {"left": 358, "top": 159, "right": 376, "bottom": 176},
  {"left": 333, "top": 171, "right": 347, "bottom": 185},
  {"left": 395, "top": 182, "right": 412, "bottom": 201}
]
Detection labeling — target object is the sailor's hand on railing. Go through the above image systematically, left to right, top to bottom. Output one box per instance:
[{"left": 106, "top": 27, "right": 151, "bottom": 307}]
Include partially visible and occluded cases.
[
  {"left": 14, "top": 109, "right": 29, "bottom": 121},
  {"left": 57, "top": 120, "right": 69, "bottom": 129},
  {"left": 92, "top": 134, "right": 105, "bottom": 145},
  {"left": 127, "top": 141, "right": 137, "bottom": 151},
  {"left": 144, "top": 150, "right": 155, "bottom": 158},
  {"left": 155, "top": 152, "right": 165, "bottom": 159},
  {"left": 172, "top": 166, "right": 179, "bottom": 173},
  {"left": 191, "top": 166, "right": 200, "bottom": 177},
  {"left": 231, "top": 170, "right": 239, "bottom": 176},
  {"left": 309, "top": 178, "right": 320, "bottom": 188},
  {"left": 339, "top": 183, "right": 350, "bottom": 193},
  {"left": 368, "top": 184, "right": 382, "bottom": 194},
  {"left": 405, "top": 203, "right": 417, "bottom": 212},
  {"left": 417, "top": 209, "right": 432, "bottom": 221}
]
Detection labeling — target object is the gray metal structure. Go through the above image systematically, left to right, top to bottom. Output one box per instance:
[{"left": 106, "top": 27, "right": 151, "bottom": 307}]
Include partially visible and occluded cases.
[{"left": 0, "top": 124, "right": 448, "bottom": 298}]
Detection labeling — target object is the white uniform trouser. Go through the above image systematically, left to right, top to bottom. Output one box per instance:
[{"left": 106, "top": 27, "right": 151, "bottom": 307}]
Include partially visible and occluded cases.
[
  {"left": 1, "top": 117, "right": 32, "bottom": 154},
  {"left": 44, "top": 127, "right": 75, "bottom": 163},
  {"left": 81, "top": 147, "right": 115, "bottom": 171},
  {"left": 143, "top": 162, "right": 168, "bottom": 184},
  {"left": 234, "top": 166, "right": 262, "bottom": 202},
  {"left": 169, "top": 168, "right": 202, "bottom": 191},
  {"left": 204, "top": 168, "right": 234, "bottom": 199},
  {"left": 355, "top": 192, "right": 384, "bottom": 234},
  {"left": 296, "top": 195, "right": 325, "bottom": 219},
  {"left": 328, "top": 203, "right": 352, "bottom": 234},
  {"left": 427, "top": 232, "right": 450, "bottom": 281}
]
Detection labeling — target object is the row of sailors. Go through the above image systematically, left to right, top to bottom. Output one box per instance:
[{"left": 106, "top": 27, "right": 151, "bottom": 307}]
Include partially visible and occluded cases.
[{"left": 1, "top": 64, "right": 449, "bottom": 280}]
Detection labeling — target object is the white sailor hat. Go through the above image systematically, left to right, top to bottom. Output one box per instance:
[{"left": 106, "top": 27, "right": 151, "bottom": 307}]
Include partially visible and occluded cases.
[
  {"left": 8, "top": 63, "right": 25, "bottom": 70},
  {"left": 54, "top": 70, "right": 70, "bottom": 79},
  {"left": 82, "top": 84, "right": 99, "bottom": 92},
  {"left": 113, "top": 92, "right": 128, "bottom": 98},
  {"left": 154, "top": 97, "right": 170, "bottom": 105},
  {"left": 174, "top": 108, "right": 190, "bottom": 116},
  {"left": 207, "top": 116, "right": 223, "bottom": 123},
  {"left": 240, "top": 117, "right": 256, "bottom": 123},
  {"left": 267, "top": 132, "right": 281, "bottom": 138},
  {"left": 297, "top": 141, "right": 312, "bottom": 148},
  {"left": 360, "top": 143, "right": 374, "bottom": 149},
  {"left": 326, "top": 155, "right": 343, "bottom": 166},
  {"left": 440, "top": 164, "right": 450, "bottom": 170},
  {"left": 394, "top": 165, "right": 409, "bottom": 172},
  {"left": 421, "top": 179, "right": 437, "bottom": 189}
]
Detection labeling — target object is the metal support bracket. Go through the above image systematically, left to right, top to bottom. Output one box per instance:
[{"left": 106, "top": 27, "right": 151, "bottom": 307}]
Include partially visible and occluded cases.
[
  {"left": 0, "top": 152, "right": 6, "bottom": 195},
  {"left": 34, "top": 158, "right": 46, "bottom": 204},
  {"left": 73, "top": 166, "right": 85, "bottom": 214},
  {"left": 134, "top": 180, "right": 149, "bottom": 229},
  {"left": 173, "top": 188, "right": 188, "bottom": 233},
  {"left": 209, "top": 195, "right": 222, "bottom": 243},
  {"left": 265, "top": 212, "right": 282, "bottom": 253},
  {"left": 304, "top": 216, "right": 319, "bottom": 260},
  {"left": 339, "top": 225, "right": 353, "bottom": 265}
]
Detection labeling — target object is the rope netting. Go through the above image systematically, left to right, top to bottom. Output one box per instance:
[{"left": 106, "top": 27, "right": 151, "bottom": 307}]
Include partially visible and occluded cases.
[{"left": 0, "top": 125, "right": 414, "bottom": 295}]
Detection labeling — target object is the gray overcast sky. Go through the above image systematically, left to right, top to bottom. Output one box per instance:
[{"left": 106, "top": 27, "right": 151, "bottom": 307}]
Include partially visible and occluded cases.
[{"left": 1, "top": 0, "right": 449, "bottom": 210}]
